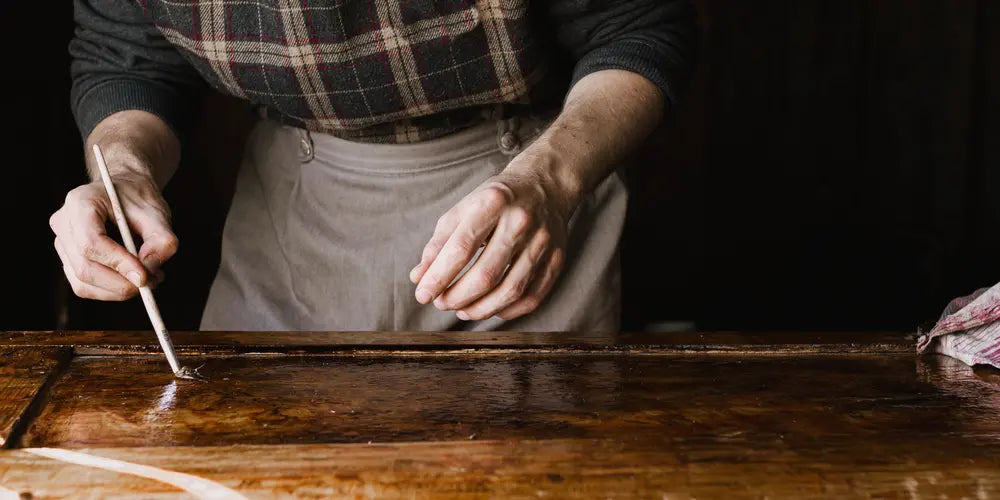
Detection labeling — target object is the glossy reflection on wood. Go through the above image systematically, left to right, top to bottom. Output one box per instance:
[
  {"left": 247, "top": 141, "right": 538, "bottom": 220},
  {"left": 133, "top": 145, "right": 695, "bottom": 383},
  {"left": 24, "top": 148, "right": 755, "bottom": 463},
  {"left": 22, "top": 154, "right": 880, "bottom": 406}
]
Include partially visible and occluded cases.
[
  {"left": 2, "top": 331, "right": 999, "bottom": 498},
  {"left": 20, "top": 352, "right": 1000, "bottom": 452}
]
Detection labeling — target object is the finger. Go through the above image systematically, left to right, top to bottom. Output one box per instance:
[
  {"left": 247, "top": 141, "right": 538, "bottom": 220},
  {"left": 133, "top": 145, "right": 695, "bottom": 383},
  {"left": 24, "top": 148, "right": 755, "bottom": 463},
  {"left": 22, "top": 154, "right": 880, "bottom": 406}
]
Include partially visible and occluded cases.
[
  {"left": 412, "top": 185, "right": 511, "bottom": 291},
  {"left": 67, "top": 203, "right": 148, "bottom": 287},
  {"left": 48, "top": 207, "right": 67, "bottom": 235},
  {"left": 130, "top": 209, "right": 179, "bottom": 274},
  {"left": 410, "top": 211, "right": 459, "bottom": 285},
  {"left": 436, "top": 213, "right": 541, "bottom": 311},
  {"left": 414, "top": 215, "right": 501, "bottom": 304},
  {"left": 137, "top": 233, "right": 178, "bottom": 275},
  {"left": 58, "top": 237, "right": 139, "bottom": 299},
  {"left": 55, "top": 238, "right": 138, "bottom": 301},
  {"left": 455, "top": 239, "right": 549, "bottom": 321},
  {"left": 496, "top": 249, "right": 565, "bottom": 321},
  {"left": 64, "top": 265, "right": 136, "bottom": 300},
  {"left": 64, "top": 266, "right": 134, "bottom": 300},
  {"left": 149, "top": 268, "right": 166, "bottom": 289}
]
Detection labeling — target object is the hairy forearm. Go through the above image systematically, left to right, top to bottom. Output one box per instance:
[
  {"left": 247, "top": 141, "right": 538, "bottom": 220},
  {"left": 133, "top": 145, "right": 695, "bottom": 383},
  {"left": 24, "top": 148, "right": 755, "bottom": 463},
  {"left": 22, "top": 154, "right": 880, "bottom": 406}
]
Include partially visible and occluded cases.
[
  {"left": 508, "top": 69, "right": 664, "bottom": 207},
  {"left": 84, "top": 110, "right": 181, "bottom": 189}
]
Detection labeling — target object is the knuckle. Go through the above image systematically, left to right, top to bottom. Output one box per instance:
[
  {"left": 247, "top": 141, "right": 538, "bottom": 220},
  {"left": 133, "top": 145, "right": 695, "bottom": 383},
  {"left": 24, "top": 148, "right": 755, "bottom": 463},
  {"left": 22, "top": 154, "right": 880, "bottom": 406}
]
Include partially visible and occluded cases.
[
  {"left": 66, "top": 185, "right": 97, "bottom": 206},
  {"left": 480, "top": 185, "right": 511, "bottom": 209},
  {"left": 64, "top": 189, "right": 81, "bottom": 205},
  {"left": 506, "top": 207, "right": 533, "bottom": 233},
  {"left": 435, "top": 212, "right": 456, "bottom": 231},
  {"left": 535, "top": 228, "right": 551, "bottom": 249},
  {"left": 160, "top": 233, "right": 180, "bottom": 256},
  {"left": 451, "top": 235, "right": 477, "bottom": 255},
  {"left": 79, "top": 237, "right": 100, "bottom": 260},
  {"left": 423, "top": 237, "right": 444, "bottom": 253},
  {"left": 421, "top": 243, "right": 440, "bottom": 260},
  {"left": 526, "top": 243, "right": 547, "bottom": 265},
  {"left": 550, "top": 248, "right": 565, "bottom": 270},
  {"left": 73, "top": 264, "right": 92, "bottom": 284},
  {"left": 479, "top": 267, "right": 502, "bottom": 287},
  {"left": 469, "top": 273, "right": 495, "bottom": 293},
  {"left": 423, "top": 274, "right": 446, "bottom": 291},
  {"left": 502, "top": 281, "right": 527, "bottom": 304},
  {"left": 70, "top": 282, "right": 89, "bottom": 298},
  {"left": 520, "top": 295, "right": 541, "bottom": 313}
]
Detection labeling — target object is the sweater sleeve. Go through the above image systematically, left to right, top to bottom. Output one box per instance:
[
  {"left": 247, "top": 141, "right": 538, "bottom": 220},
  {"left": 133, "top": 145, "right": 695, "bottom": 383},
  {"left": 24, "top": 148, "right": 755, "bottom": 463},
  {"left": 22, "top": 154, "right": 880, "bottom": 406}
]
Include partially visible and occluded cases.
[
  {"left": 70, "top": 0, "right": 205, "bottom": 140},
  {"left": 544, "top": 0, "right": 698, "bottom": 113}
]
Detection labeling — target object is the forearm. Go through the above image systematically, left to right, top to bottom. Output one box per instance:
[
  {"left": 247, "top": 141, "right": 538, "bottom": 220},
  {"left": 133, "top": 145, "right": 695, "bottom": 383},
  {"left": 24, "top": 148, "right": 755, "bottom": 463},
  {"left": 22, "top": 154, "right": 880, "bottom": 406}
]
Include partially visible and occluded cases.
[
  {"left": 73, "top": 0, "right": 204, "bottom": 187},
  {"left": 506, "top": 69, "right": 663, "bottom": 211},
  {"left": 85, "top": 110, "right": 181, "bottom": 188}
]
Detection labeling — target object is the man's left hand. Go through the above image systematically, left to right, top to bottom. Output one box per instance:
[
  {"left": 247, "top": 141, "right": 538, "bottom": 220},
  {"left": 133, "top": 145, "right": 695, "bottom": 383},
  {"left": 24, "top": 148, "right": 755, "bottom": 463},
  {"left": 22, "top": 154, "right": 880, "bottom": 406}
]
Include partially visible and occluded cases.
[{"left": 409, "top": 155, "right": 579, "bottom": 321}]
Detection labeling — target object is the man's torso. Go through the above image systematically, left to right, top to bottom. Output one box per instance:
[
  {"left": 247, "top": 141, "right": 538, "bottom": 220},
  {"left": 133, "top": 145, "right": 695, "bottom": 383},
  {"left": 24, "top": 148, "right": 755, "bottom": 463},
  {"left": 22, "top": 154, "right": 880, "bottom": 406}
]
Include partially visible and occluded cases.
[{"left": 141, "top": 0, "right": 553, "bottom": 143}]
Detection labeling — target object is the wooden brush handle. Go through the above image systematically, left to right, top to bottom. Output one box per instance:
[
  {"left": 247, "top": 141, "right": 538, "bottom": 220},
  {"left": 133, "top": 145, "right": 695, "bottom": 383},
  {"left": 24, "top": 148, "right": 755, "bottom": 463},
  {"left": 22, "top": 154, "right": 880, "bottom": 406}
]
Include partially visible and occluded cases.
[{"left": 91, "top": 144, "right": 182, "bottom": 375}]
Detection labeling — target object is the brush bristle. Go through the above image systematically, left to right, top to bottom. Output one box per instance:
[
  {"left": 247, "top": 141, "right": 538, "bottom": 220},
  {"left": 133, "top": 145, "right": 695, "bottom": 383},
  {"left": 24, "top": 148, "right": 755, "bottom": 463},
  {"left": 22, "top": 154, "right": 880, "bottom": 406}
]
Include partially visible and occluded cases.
[{"left": 175, "top": 365, "right": 206, "bottom": 381}]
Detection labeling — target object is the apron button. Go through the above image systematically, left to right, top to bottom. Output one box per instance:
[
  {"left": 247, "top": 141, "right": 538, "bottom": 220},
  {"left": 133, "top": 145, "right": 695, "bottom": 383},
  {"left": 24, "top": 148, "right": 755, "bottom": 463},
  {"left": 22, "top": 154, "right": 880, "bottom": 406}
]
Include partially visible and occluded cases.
[
  {"left": 499, "top": 131, "right": 519, "bottom": 152},
  {"left": 299, "top": 135, "right": 314, "bottom": 161}
]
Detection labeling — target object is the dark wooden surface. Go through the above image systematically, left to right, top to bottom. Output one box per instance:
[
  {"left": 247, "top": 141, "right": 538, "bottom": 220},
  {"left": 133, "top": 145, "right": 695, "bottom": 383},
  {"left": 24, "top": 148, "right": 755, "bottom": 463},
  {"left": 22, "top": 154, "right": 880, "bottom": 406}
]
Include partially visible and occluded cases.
[
  {"left": 1, "top": 331, "right": 998, "bottom": 498},
  {"left": 0, "top": 332, "right": 1000, "bottom": 499},
  {"left": 0, "top": 348, "right": 70, "bottom": 448},
  {"left": 17, "top": 352, "right": 1000, "bottom": 452},
  {"left": 2, "top": 433, "right": 999, "bottom": 499}
]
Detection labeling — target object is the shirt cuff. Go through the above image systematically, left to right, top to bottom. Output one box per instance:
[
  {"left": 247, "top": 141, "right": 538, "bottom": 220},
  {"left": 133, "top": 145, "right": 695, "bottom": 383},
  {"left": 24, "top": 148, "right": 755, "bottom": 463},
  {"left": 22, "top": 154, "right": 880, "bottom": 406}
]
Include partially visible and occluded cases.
[{"left": 72, "top": 78, "right": 194, "bottom": 140}]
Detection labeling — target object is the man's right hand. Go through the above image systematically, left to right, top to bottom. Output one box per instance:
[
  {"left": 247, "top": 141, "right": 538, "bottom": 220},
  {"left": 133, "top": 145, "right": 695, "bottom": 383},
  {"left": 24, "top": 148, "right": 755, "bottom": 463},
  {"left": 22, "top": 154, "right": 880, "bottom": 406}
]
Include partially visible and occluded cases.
[
  {"left": 51, "top": 110, "right": 183, "bottom": 301},
  {"left": 50, "top": 171, "right": 178, "bottom": 301}
]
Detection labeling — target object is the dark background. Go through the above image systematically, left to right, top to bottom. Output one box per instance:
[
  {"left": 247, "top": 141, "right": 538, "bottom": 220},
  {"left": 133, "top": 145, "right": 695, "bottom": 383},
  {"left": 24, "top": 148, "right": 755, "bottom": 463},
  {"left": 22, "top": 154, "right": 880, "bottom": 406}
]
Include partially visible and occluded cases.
[{"left": 2, "top": 1, "right": 997, "bottom": 332}]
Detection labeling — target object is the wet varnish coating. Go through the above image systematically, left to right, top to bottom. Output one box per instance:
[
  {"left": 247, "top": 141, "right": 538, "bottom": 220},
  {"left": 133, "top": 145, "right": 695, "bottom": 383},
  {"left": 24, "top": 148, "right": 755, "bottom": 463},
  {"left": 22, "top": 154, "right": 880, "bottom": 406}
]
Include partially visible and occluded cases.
[
  {"left": 3, "top": 331, "right": 1000, "bottom": 498},
  {"left": 0, "top": 347, "right": 70, "bottom": 447},
  {"left": 20, "top": 352, "right": 1000, "bottom": 452}
]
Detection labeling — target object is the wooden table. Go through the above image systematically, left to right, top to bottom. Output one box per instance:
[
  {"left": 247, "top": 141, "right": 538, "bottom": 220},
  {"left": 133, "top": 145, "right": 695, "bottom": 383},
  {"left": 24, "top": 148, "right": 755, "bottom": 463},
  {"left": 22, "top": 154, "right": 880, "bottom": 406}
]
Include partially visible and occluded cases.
[{"left": 0, "top": 331, "right": 997, "bottom": 498}]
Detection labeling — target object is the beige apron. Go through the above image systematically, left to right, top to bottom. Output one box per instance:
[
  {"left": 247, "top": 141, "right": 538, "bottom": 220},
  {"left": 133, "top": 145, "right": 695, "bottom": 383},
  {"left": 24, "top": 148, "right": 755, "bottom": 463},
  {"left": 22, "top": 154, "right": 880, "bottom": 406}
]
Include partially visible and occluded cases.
[{"left": 200, "top": 114, "right": 627, "bottom": 332}]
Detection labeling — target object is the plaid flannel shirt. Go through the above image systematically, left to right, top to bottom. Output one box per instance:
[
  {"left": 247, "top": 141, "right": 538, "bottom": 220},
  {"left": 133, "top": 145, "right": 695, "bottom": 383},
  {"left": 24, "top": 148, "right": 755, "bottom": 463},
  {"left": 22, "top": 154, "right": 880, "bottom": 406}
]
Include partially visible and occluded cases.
[{"left": 71, "top": 0, "right": 695, "bottom": 144}]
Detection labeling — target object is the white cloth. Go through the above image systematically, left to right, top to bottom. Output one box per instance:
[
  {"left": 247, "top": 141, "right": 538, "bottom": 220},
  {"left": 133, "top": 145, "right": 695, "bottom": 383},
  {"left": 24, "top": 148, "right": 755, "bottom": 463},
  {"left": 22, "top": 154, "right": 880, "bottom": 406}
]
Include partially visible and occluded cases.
[{"left": 918, "top": 282, "right": 1000, "bottom": 369}]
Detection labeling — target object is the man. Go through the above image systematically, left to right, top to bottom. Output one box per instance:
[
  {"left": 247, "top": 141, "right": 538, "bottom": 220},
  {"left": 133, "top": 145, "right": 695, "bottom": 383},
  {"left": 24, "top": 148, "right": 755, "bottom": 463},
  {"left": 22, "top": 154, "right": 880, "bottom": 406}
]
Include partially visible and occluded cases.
[{"left": 50, "top": 0, "right": 695, "bottom": 332}]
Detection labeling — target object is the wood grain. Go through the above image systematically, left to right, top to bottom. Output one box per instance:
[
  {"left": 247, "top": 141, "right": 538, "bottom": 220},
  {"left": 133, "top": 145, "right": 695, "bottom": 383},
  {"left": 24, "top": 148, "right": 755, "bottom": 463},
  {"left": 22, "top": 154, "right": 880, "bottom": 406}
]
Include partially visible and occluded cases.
[
  {"left": 0, "top": 330, "right": 914, "bottom": 354},
  {"left": 4, "top": 332, "right": 997, "bottom": 497},
  {"left": 0, "top": 348, "right": 71, "bottom": 448},
  {"left": 19, "top": 351, "right": 1000, "bottom": 451},
  {"left": 2, "top": 433, "right": 1000, "bottom": 499}
]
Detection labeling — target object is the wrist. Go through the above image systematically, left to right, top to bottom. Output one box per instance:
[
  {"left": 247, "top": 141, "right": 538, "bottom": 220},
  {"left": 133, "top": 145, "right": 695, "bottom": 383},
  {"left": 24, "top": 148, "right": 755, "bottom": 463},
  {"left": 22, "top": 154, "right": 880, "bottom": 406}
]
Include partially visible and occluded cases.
[
  {"left": 86, "top": 110, "right": 180, "bottom": 188},
  {"left": 91, "top": 141, "right": 158, "bottom": 182},
  {"left": 503, "top": 146, "right": 585, "bottom": 222}
]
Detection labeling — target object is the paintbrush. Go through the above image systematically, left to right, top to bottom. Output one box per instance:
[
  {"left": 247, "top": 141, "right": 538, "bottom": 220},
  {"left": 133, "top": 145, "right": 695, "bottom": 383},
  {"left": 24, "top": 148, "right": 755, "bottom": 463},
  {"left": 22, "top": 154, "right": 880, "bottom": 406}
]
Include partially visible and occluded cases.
[{"left": 92, "top": 144, "right": 201, "bottom": 380}]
